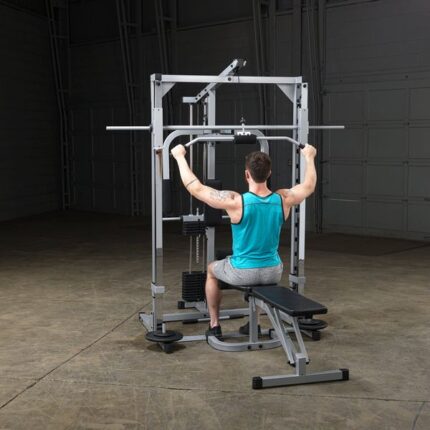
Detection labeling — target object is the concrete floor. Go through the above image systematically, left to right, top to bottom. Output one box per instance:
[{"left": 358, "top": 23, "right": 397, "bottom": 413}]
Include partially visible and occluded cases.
[{"left": 0, "top": 211, "right": 429, "bottom": 429}]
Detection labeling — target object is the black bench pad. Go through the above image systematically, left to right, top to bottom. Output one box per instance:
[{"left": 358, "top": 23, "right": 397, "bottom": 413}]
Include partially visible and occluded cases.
[
  {"left": 225, "top": 283, "right": 277, "bottom": 292},
  {"left": 251, "top": 286, "right": 327, "bottom": 317}
]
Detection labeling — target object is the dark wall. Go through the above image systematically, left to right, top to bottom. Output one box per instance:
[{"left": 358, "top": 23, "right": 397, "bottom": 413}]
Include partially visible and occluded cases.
[
  {"left": 68, "top": 0, "right": 298, "bottom": 217},
  {"left": 68, "top": 0, "right": 430, "bottom": 240},
  {"left": 322, "top": 0, "right": 430, "bottom": 240},
  {"left": 0, "top": 3, "right": 59, "bottom": 221},
  {"left": 70, "top": 40, "right": 133, "bottom": 213}
]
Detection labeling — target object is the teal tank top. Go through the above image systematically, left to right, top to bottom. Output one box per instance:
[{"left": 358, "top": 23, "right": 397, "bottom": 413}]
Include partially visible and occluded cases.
[{"left": 230, "top": 192, "right": 285, "bottom": 269}]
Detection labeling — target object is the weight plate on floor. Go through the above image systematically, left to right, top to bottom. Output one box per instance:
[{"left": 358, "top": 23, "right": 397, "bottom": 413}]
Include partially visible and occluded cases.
[
  {"left": 298, "top": 319, "right": 328, "bottom": 331},
  {"left": 146, "top": 330, "right": 183, "bottom": 343}
]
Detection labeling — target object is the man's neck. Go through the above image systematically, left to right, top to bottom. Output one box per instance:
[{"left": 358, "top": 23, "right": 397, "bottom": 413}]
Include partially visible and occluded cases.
[{"left": 249, "top": 182, "right": 271, "bottom": 196}]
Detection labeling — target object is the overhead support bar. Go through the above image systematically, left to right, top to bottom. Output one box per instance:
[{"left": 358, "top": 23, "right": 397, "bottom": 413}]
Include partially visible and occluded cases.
[{"left": 152, "top": 74, "right": 303, "bottom": 85}]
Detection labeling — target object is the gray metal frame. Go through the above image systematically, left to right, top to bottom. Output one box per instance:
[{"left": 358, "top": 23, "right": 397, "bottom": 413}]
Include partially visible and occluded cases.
[
  {"left": 106, "top": 60, "right": 344, "bottom": 339},
  {"left": 141, "top": 71, "right": 311, "bottom": 333},
  {"left": 208, "top": 296, "right": 281, "bottom": 352}
]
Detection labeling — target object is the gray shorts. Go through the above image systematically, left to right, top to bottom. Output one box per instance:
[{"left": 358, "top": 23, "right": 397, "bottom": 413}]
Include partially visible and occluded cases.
[{"left": 212, "top": 257, "right": 283, "bottom": 286}]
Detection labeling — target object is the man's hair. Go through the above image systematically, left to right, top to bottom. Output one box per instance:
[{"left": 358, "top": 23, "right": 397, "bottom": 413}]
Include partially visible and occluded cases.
[{"left": 245, "top": 151, "right": 272, "bottom": 183}]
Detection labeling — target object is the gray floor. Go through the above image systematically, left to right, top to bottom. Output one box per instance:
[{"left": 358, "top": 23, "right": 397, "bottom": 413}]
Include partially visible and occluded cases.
[{"left": 0, "top": 211, "right": 429, "bottom": 430}]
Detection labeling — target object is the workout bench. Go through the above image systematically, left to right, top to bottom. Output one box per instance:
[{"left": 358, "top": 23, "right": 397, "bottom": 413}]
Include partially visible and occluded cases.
[{"left": 208, "top": 284, "right": 349, "bottom": 389}]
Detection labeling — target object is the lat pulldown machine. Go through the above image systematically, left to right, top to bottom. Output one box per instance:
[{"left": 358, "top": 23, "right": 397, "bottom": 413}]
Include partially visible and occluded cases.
[{"left": 107, "top": 60, "right": 349, "bottom": 388}]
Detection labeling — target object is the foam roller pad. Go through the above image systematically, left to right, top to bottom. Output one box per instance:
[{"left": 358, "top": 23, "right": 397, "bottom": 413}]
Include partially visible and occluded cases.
[{"left": 234, "top": 134, "right": 257, "bottom": 145}]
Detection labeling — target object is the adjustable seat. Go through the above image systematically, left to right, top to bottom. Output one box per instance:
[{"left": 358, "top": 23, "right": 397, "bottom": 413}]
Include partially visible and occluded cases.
[{"left": 251, "top": 285, "right": 327, "bottom": 317}]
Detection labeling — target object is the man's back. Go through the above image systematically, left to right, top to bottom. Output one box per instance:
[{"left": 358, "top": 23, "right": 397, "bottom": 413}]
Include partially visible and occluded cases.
[{"left": 230, "top": 192, "right": 284, "bottom": 269}]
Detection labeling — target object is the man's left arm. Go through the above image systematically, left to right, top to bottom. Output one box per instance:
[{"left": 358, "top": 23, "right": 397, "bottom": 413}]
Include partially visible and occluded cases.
[{"left": 171, "top": 144, "right": 240, "bottom": 211}]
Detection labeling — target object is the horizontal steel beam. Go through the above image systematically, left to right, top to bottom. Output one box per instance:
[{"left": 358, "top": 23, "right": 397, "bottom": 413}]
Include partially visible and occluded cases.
[{"left": 151, "top": 74, "right": 303, "bottom": 85}]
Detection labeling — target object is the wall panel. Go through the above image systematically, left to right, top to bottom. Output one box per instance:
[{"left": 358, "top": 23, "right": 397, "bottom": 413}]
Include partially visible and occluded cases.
[
  {"left": 323, "top": 0, "right": 430, "bottom": 240},
  {"left": 0, "top": 4, "right": 59, "bottom": 221}
]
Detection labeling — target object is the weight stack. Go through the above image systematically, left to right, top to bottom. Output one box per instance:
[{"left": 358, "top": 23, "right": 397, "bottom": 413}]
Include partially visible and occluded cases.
[
  {"left": 182, "top": 220, "right": 206, "bottom": 236},
  {"left": 182, "top": 271, "right": 207, "bottom": 302}
]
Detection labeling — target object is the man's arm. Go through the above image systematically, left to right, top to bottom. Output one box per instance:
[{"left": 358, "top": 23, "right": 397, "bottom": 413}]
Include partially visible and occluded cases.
[
  {"left": 171, "top": 144, "right": 241, "bottom": 211},
  {"left": 277, "top": 144, "right": 317, "bottom": 207}
]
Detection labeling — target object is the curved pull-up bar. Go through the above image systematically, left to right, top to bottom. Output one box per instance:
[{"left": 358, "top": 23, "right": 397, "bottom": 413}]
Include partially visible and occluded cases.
[
  {"left": 161, "top": 131, "right": 270, "bottom": 180},
  {"left": 161, "top": 132, "right": 307, "bottom": 180},
  {"left": 184, "top": 135, "right": 305, "bottom": 149}
]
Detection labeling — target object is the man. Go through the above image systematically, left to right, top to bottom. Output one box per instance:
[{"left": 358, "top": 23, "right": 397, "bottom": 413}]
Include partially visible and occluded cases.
[{"left": 171, "top": 143, "right": 317, "bottom": 339}]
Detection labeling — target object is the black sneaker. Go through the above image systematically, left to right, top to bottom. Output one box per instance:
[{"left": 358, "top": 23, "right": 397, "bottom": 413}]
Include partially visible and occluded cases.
[
  {"left": 239, "top": 321, "right": 261, "bottom": 336},
  {"left": 205, "top": 325, "right": 223, "bottom": 341}
]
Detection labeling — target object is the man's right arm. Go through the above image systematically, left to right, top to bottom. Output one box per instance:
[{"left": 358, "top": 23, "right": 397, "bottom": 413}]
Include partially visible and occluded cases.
[{"left": 277, "top": 144, "right": 317, "bottom": 208}]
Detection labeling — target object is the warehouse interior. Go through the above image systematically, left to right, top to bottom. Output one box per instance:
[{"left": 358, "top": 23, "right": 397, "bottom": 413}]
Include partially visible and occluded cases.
[{"left": 0, "top": 0, "right": 429, "bottom": 428}]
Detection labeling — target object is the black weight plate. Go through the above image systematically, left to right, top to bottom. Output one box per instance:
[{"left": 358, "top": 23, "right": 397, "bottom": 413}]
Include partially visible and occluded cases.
[
  {"left": 298, "top": 319, "right": 328, "bottom": 331},
  {"left": 146, "top": 330, "right": 183, "bottom": 343}
]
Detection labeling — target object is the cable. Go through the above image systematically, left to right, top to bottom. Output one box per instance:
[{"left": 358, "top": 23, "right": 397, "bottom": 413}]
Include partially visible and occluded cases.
[{"left": 236, "top": 68, "right": 246, "bottom": 127}]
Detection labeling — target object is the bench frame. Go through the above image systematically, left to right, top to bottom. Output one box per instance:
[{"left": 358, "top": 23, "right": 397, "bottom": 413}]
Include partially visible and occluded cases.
[{"left": 208, "top": 286, "right": 349, "bottom": 389}]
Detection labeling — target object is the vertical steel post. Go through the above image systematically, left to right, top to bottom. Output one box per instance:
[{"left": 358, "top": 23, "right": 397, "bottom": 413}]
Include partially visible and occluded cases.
[
  {"left": 306, "top": 0, "right": 324, "bottom": 231},
  {"left": 317, "top": 0, "right": 326, "bottom": 232},
  {"left": 151, "top": 76, "right": 165, "bottom": 329},
  {"left": 290, "top": 83, "right": 309, "bottom": 295},
  {"left": 290, "top": 84, "right": 299, "bottom": 291},
  {"left": 297, "top": 84, "right": 309, "bottom": 294},
  {"left": 206, "top": 90, "right": 216, "bottom": 263},
  {"left": 189, "top": 104, "right": 194, "bottom": 214}
]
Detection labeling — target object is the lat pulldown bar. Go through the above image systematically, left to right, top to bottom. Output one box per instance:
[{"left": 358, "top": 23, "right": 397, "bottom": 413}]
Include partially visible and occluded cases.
[
  {"left": 106, "top": 124, "right": 345, "bottom": 131},
  {"left": 184, "top": 134, "right": 306, "bottom": 149}
]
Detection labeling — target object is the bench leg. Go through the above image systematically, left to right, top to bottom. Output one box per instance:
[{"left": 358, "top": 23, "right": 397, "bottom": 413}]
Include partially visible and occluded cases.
[
  {"left": 262, "top": 302, "right": 297, "bottom": 365},
  {"left": 253, "top": 306, "right": 349, "bottom": 389},
  {"left": 253, "top": 367, "right": 349, "bottom": 389}
]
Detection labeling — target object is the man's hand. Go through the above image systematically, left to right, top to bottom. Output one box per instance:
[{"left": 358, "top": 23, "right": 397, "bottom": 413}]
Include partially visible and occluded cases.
[
  {"left": 277, "top": 143, "right": 317, "bottom": 210},
  {"left": 171, "top": 144, "right": 187, "bottom": 160},
  {"left": 301, "top": 144, "right": 317, "bottom": 160}
]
